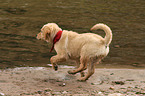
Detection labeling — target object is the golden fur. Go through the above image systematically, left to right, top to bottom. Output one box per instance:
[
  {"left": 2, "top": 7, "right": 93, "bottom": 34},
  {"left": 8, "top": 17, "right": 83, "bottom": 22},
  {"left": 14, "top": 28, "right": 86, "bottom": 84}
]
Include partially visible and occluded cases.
[{"left": 36, "top": 23, "right": 112, "bottom": 81}]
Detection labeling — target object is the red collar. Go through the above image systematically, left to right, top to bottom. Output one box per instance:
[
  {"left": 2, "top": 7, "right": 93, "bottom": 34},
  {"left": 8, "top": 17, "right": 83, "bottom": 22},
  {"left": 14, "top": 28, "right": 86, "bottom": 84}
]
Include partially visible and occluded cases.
[{"left": 50, "top": 30, "right": 63, "bottom": 52}]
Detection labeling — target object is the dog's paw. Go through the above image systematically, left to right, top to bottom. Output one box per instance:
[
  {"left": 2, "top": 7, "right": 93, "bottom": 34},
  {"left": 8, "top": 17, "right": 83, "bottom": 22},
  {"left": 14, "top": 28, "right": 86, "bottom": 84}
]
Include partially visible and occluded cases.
[
  {"left": 52, "top": 65, "right": 58, "bottom": 71},
  {"left": 67, "top": 70, "right": 76, "bottom": 75},
  {"left": 80, "top": 72, "right": 85, "bottom": 77},
  {"left": 77, "top": 77, "right": 87, "bottom": 82}
]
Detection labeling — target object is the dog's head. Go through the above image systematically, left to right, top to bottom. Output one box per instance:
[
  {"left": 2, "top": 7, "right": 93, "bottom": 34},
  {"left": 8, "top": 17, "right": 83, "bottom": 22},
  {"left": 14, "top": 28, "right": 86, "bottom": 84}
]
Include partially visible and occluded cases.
[{"left": 36, "top": 23, "right": 62, "bottom": 43}]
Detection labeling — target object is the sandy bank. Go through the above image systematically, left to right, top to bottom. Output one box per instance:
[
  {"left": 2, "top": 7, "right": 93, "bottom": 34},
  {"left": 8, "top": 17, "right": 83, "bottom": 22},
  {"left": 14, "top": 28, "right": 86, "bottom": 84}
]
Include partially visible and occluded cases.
[{"left": 0, "top": 67, "right": 145, "bottom": 96}]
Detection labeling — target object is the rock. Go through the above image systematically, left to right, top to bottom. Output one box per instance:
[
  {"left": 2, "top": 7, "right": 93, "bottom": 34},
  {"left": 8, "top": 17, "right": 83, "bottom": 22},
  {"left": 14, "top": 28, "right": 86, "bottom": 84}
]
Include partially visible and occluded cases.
[
  {"left": 114, "top": 45, "right": 120, "bottom": 48},
  {"left": 110, "top": 73, "right": 114, "bottom": 75},
  {"left": 126, "top": 79, "right": 134, "bottom": 81},
  {"left": 92, "top": 80, "right": 104, "bottom": 85},
  {"left": 112, "top": 81, "right": 125, "bottom": 85},
  {"left": 140, "top": 81, "right": 145, "bottom": 83},
  {"left": 58, "top": 82, "right": 66, "bottom": 86},
  {"left": 63, "top": 83, "right": 66, "bottom": 86},
  {"left": 91, "top": 83, "right": 95, "bottom": 85},
  {"left": 127, "top": 86, "right": 132, "bottom": 88},
  {"left": 109, "top": 87, "right": 115, "bottom": 90},
  {"left": 44, "top": 88, "right": 52, "bottom": 92},
  {"left": 37, "top": 90, "right": 43, "bottom": 94},
  {"left": 52, "top": 91, "right": 61, "bottom": 95},
  {"left": 62, "top": 91, "right": 68, "bottom": 94},
  {"left": 136, "top": 91, "right": 145, "bottom": 95},
  {"left": 0, "top": 92, "right": 4, "bottom": 96},
  {"left": 45, "top": 92, "right": 52, "bottom": 95},
  {"left": 98, "top": 92, "right": 104, "bottom": 96},
  {"left": 108, "top": 93, "right": 124, "bottom": 96},
  {"left": 34, "top": 94, "right": 41, "bottom": 96},
  {"left": 73, "top": 94, "right": 89, "bottom": 96}
]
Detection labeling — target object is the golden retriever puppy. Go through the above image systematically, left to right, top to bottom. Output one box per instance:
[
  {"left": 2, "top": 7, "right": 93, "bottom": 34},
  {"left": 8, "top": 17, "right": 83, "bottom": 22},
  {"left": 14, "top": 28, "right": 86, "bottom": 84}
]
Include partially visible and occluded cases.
[{"left": 36, "top": 23, "right": 112, "bottom": 81}]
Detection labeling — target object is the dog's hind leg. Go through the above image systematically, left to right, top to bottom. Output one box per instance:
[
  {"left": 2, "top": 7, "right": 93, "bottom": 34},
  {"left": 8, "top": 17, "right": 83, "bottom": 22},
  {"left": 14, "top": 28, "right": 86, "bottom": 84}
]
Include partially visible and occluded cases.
[
  {"left": 68, "top": 57, "right": 87, "bottom": 75},
  {"left": 77, "top": 57, "right": 103, "bottom": 81},
  {"left": 75, "top": 60, "right": 87, "bottom": 77},
  {"left": 77, "top": 60, "right": 95, "bottom": 81}
]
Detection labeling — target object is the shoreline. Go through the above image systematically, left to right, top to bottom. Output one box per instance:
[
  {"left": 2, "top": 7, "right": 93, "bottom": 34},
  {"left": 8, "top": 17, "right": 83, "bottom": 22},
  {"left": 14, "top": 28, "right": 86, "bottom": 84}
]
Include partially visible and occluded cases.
[{"left": 0, "top": 67, "right": 145, "bottom": 95}]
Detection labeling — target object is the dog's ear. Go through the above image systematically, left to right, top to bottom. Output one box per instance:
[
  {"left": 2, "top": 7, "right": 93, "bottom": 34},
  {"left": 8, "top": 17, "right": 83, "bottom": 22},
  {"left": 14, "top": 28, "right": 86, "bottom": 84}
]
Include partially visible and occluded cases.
[
  {"left": 41, "top": 25, "right": 51, "bottom": 40},
  {"left": 44, "top": 30, "right": 50, "bottom": 40}
]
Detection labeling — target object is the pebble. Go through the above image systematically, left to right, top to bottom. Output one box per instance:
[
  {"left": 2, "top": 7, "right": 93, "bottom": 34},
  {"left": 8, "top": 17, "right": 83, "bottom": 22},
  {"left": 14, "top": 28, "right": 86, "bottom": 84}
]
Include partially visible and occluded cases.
[
  {"left": 114, "top": 45, "right": 120, "bottom": 48},
  {"left": 110, "top": 73, "right": 114, "bottom": 75},
  {"left": 126, "top": 79, "right": 134, "bottom": 81},
  {"left": 91, "top": 80, "right": 103, "bottom": 85},
  {"left": 112, "top": 81, "right": 125, "bottom": 85},
  {"left": 59, "top": 83, "right": 66, "bottom": 86},
  {"left": 63, "top": 83, "right": 66, "bottom": 86},
  {"left": 110, "top": 87, "right": 115, "bottom": 90},
  {"left": 44, "top": 88, "right": 52, "bottom": 92},
  {"left": 37, "top": 90, "right": 43, "bottom": 94},
  {"left": 52, "top": 91, "right": 61, "bottom": 95},
  {"left": 62, "top": 91, "right": 68, "bottom": 94},
  {"left": 0, "top": 92, "right": 4, "bottom": 96},
  {"left": 45, "top": 92, "right": 52, "bottom": 95},
  {"left": 98, "top": 92, "right": 104, "bottom": 96},
  {"left": 108, "top": 93, "right": 124, "bottom": 96},
  {"left": 34, "top": 94, "right": 41, "bottom": 96},
  {"left": 73, "top": 94, "right": 89, "bottom": 96}
]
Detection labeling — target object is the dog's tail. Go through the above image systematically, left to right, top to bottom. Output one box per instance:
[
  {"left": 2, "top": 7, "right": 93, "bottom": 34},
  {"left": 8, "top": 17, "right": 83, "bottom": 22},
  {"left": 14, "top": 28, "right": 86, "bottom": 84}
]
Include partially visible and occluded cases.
[{"left": 90, "top": 23, "right": 112, "bottom": 46}]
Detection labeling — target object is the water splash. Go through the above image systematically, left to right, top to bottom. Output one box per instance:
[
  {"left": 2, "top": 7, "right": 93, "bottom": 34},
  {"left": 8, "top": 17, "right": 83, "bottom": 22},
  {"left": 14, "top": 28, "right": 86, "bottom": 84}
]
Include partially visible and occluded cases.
[{"left": 47, "top": 64, "right": 75, "bottom": 69}]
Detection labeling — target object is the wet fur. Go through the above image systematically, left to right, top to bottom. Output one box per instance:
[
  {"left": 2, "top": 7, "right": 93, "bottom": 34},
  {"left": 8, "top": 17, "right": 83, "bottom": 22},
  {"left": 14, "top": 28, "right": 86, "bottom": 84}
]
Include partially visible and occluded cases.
[{"left": 36, "top": 23, "right": 112, "bottom": 81}]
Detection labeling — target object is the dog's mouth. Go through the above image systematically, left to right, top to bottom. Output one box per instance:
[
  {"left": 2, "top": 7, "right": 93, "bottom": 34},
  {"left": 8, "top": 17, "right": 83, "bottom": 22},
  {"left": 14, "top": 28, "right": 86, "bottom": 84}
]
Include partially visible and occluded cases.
[{"left": 36, "top": 32, "right": 43, "bottom": 40}]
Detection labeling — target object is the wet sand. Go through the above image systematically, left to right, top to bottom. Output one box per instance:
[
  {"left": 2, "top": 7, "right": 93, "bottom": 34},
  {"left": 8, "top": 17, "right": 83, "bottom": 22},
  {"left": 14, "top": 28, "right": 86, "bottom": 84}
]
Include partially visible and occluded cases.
[{"left": 0, "top": 67, "right": 145, "bottom": 96}]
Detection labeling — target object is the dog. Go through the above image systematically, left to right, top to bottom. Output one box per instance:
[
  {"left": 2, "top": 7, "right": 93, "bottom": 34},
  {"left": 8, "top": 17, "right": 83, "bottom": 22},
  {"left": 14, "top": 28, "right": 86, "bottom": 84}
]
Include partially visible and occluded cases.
[{"left": 36, "top": 23, "right": 112, "bottom": 81}]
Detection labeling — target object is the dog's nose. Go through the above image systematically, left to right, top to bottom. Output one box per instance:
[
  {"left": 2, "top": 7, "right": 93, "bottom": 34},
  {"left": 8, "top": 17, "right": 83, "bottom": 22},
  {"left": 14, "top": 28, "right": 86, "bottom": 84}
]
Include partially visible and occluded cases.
[
  {"left": 36, "top": 34, "right": 39, "bottom": 40},
  {"left": 36, "top": 34, "right": 38, "bottom": 38}
]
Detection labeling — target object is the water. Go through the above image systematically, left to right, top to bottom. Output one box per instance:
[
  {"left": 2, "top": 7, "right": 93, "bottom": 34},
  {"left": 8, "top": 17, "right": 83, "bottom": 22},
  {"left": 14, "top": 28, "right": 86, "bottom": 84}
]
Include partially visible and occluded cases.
[{"left": 0, "top": 0, "right": 145, "bottom": 69}]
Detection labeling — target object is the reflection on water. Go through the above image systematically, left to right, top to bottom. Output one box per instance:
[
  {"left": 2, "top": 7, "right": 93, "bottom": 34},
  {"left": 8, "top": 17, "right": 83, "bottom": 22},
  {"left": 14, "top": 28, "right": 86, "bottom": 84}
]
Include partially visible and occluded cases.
[{"left": 0, "top": 0, "right": 145, "bottom": 69}]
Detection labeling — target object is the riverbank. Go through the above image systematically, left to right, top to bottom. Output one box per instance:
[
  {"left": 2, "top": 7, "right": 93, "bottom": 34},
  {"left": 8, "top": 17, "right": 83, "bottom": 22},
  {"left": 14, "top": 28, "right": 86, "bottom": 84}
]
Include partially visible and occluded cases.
[{"left": 0, "top": 67, "right": 145, "bottom": 96}]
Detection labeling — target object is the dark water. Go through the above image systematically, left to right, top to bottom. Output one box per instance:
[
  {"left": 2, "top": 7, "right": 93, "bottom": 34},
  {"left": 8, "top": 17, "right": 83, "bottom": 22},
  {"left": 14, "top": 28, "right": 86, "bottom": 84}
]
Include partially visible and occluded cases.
[{"left": 0, "top": 0, "right": 145, "bottom": 69}]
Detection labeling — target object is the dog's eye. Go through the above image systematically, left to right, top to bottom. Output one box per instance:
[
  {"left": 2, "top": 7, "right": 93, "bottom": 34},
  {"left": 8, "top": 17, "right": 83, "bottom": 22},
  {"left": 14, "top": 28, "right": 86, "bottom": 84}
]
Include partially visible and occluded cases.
[
  {"left": 41, "top": 31, "right": 45, "bottom": 35},
  {"left": 47, "top": 33, "right": 50, "bottom": 36}
]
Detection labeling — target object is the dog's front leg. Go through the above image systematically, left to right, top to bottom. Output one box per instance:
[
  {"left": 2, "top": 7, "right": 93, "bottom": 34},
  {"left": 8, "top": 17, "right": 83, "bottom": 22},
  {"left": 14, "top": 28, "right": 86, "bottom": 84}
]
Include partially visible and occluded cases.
[{"left": 50, "top": 55, "right": 66, "bottom": 71}]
